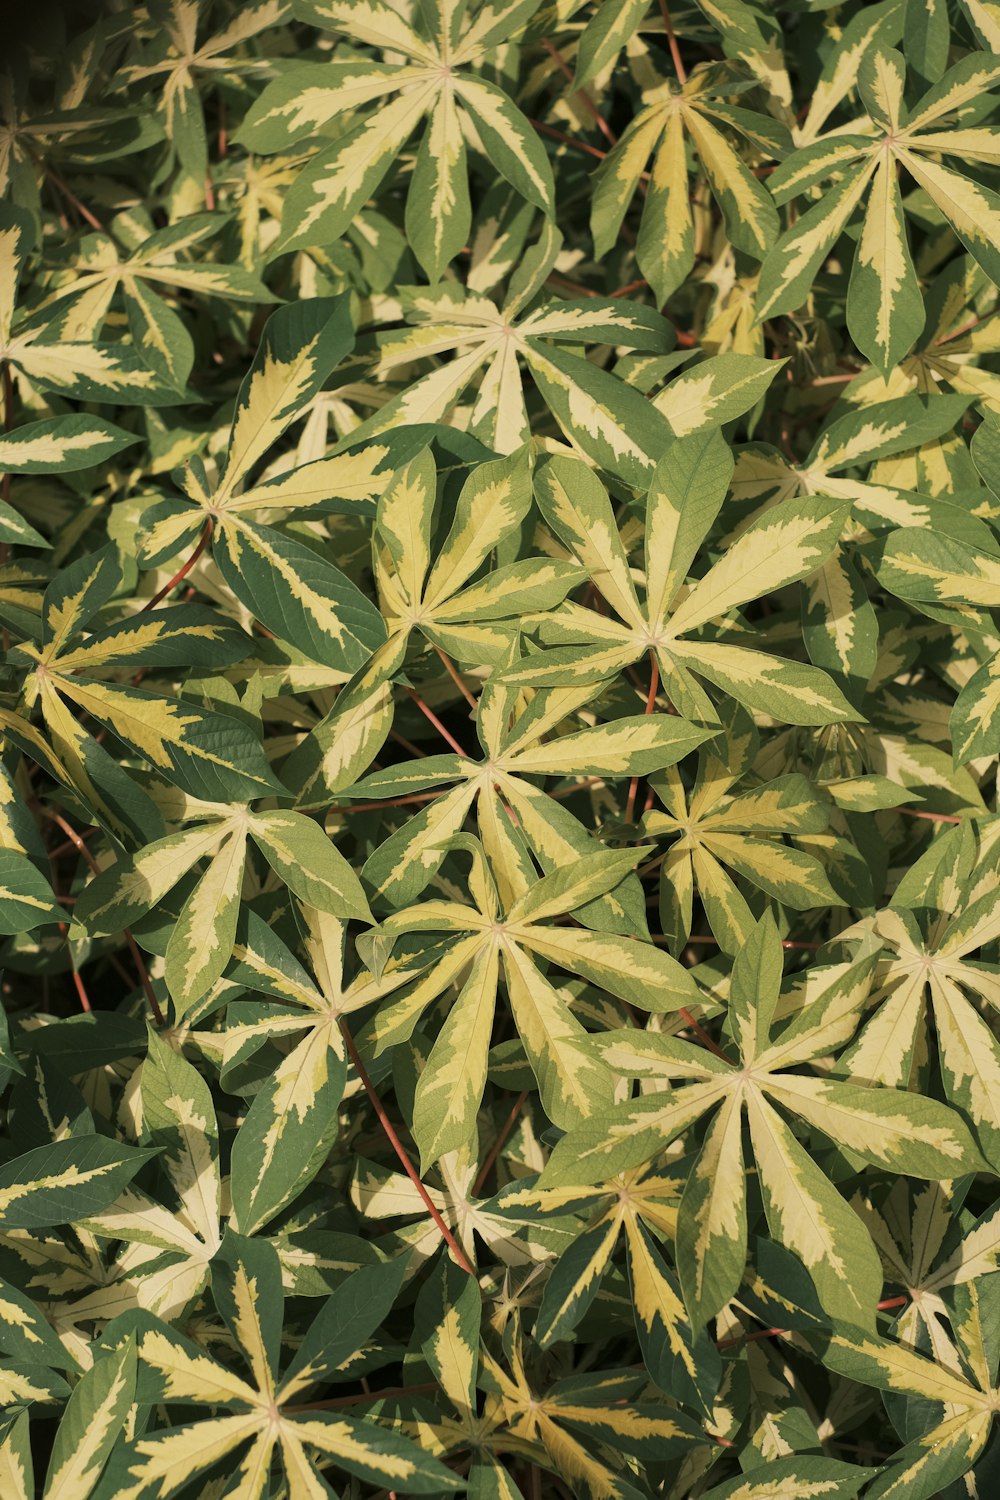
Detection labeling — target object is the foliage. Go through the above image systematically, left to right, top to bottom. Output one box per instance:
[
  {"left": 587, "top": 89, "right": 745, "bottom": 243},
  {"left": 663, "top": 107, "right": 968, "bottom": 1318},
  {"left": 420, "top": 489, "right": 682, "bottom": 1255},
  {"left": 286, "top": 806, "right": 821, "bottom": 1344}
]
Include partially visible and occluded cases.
[{"left": 2, "top": 1, "right": 1000, "bottom": 1497}]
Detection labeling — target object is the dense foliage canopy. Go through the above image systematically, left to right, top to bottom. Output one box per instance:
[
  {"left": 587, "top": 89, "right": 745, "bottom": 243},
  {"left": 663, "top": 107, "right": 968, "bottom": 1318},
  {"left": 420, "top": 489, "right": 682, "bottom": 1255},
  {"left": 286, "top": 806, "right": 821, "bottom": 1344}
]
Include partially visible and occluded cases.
[{"left": 2, "top": 1, "right": 1000, "bottom": 1497}]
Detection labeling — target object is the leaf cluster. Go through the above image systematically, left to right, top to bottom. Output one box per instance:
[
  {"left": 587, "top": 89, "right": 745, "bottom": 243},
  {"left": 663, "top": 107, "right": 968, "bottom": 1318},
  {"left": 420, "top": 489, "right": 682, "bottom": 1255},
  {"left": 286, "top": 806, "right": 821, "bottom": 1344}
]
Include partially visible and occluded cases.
[{"left": 2, "top": 3, "right": 1000, "bottom": 1499}]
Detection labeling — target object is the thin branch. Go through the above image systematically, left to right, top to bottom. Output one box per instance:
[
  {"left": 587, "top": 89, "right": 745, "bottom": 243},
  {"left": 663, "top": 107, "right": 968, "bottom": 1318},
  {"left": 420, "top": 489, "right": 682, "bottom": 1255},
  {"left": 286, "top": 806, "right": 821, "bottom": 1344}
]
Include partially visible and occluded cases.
[
  {"left": 658, "top": 0, "right": 687, "bottom": 84},
  {"left": 542, "top": 38, "right": 617, "bottom": 145},
  {"left": 530, "top": 119, "right": 607, "bottom": 162},
  {"left": 43, "top": 164, "right": 105, "bottom": 232},
  {"left": 546, "top": 272, "right": 600, "bottom": 299},
  {"left": 609, "top": 278, "right": 650, "bottom": 298},
  {"left": 937, "top": 306, "right": 997, "bottom": 347},
  {"left": 1, "top": 363, "right": 12, "bottom": 647},
  {"left": 806, "top": 372, "right": 860, "bottom": 386},
  {"left": 142, "top": 519, "right": 213, "bottom": 612},
  {"left": 433, "top": 645, "right": 479, "bottom": 711},
  {"left": 625, "top": 652, "right": 659, "bottom": 824},
  {"left": 404, "top": 686, "right": 471, "bottom": 758},
  {"left": 332, "top": 790, "right": 445, "bottom": 815},
  {"left": 43, "top": 811, "right": 164, "bottom": 1025},
  {"left": 663, "top": 933, "right": 825, "bottom": 952},
  {"left": 67, "top": 964, "right": 93, "bottom": 1013},
  {"left": 677, "top": 1007, "right": 731, "bottom": 1063},
  {"left": 338, "top": 1016, "right": 476, "bottom": 1275},
  {"left": 473, "top": 1089, "right": 530, "bottom": 1196},
  {"left": 718, "top": 1295, "right": 909, "bottom": 1353},
  {"left": 716, "top": 1324, "right": 788, "bottom": 1351},
  {"left": 283, "top": 1383, "right": 438, "bottom": 1414}
]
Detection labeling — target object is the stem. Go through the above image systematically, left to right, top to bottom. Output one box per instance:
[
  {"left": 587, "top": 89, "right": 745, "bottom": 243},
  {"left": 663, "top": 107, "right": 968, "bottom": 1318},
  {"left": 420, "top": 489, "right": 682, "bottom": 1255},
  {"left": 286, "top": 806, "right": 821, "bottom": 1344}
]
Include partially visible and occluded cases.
[
  {"left": 659, "top": 0, "right": 687, "bottom": 84},
  {"left": 542, "top": 38, "right": 617, "bottom": 144},
  {"left": 530, "top": 119, "right": 607, "bottom": 162},
  {"left": 43, "top": 164, "right": 105, "bottom": 231},
  {"left": 546, "top": 272, "right": 600, "bottom": 299},
  {"left": 609, "top": 278, "right": 650, "bottom": 298},
  {"left": 937, "top": 306, "right": 997, "bottom": 346},
  {"left": 1, "top": 363, "right": 12, "bottom": 648},
  {"left": 806, "top": 372, "right": 859, "bottom": 386},
  {"left": 142, "top": 519, "right": 213, "bottom": 612},
  {"left": 433, "top": 645, "right": 479, "bottom": 711},
  {"left": 625, "top": 653, "right": 659, "bottom": 823},
  {"left": 404, "top": 686, "right": 471, "bottom": 758},
  {"left": 331, "top": 776, "right": 608, "bottom": 818},
  {"left": 333, "top": 790, "right": 446, "bottom": 815},
  {"left": 898, "top": 807, "right": 962, "bottom": 825},
  {"left": 44, "top": 811, "right": 164, "bottom": 1025},
  {"left": 48, "top": 825, "right": 99, "bottom": 860},
  {"left": 123, "top": 930, "right": 165, "bottom": 1026},
  {"left": 662, "top": 933, "right": 825, "bottom": 952},
  {"left": 68, "top": 965, "right": 93, "bottom": 1012},
  {"left": 677, "top": 1007, "right": 731, "bottom": 1063},
  {"left": 338, "top": 1017, "right": 476, "bottom": 1275},
  {"left": 473, "top": 1089, "right": 529, "bottom": 1196},
  {"left": 718, "top": 1296, "right": 908, "bottom": 1353},
  {"left": 716, "top": 1325, "right": 788, "bottom": 1351},
  {"left": 283, "top": 1383, "right": 438, "bottom": 1414}
]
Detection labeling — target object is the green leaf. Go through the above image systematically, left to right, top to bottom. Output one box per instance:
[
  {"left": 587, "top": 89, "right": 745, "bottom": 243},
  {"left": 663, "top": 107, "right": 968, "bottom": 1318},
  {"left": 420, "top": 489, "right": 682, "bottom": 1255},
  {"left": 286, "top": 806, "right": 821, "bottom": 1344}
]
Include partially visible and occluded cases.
[{"left": 0, "top": 1138, "right": 160, "bottom": 1230}]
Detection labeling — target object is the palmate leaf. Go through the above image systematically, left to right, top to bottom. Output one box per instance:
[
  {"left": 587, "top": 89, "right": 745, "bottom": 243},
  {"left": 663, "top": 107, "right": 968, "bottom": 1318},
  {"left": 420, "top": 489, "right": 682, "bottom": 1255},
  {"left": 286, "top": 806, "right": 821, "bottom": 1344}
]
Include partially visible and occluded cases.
[
  {"left": 117, "top": 0, "right": 292, "bottom": 180},
  {"left": 240, "top": 0, "right": 554, "bottom": 278},
  {"left": 4, "top": 5, "right": 1000, "bottom": 1497},
  {"left": 759, "top": 48, "right": 1000, "bottom": 371},
  {"left": 592, "top": 60, "right": 789, "bottom": 303},
  {"left": 0, "top": 203, "right": 185, "bottom": 407},
  {"left": 33, "top": 208, "right": 272, "bottom": 385},
  {"left": 844, "top": 253, "right": 1000, "bottom": 413},
  {"left": 344, "top": 260, "right": 678, "bottom": 483},
  {"left": 137, "top": 297, "right": 393, "bottom": 672},
  {"left": 732, "top": 392, "right": 973, "bottom": 534},
  {"left": 500, "top": 440, "right": 858, "bottom": 727},
  {"left": 367, "top": 441, "right": 584, "bottom": 670},
  {"left": 877, "top": 526, "right": 1000, "bottom": 760},
  {"left": 12, "top": 569, "right": 282, "bottom": 809},
  {"left": 353, "top": 682, "right": 710, "bottom": 914},
  {"left": 643, "top": 705, "right": 850, "bottom": 953},
  {"left": 74, "top": 802, "right": 372, "bottom": 1011},
  {"left": 367, "top": 839, "right": 702, "bottom": 1163},
  {"left": 839, "top": 881, "right": 1000, "bottom": 1169},
  {"left": 219, "top": 903, "right": 446, "bottom": 1237},
  {"left": 541, "top": 918, "right": 984, "bottom": 1329},
  {"left": 78, "top": 1028, "right": 223, "bottom": 1319},
  {"left": 351, "top": 1146, "right": 577, "bottom": 1272},
  {"left": 498, "top": 1162, "right": 720, "bottom": 1414},
  {"left": 853, "top": 1179, "right": 1000, "bottom": 1366},
  {"left": 95, "top": 1235, "right": 460, "bottom": 1499},
  {"left": 810, "top": 1295, "right": 1000, "bottom": 1500},
  {"left": 480, "top": 1342, "right": 704, "bottom": 1499}
]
